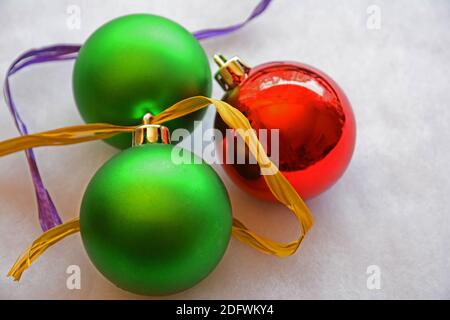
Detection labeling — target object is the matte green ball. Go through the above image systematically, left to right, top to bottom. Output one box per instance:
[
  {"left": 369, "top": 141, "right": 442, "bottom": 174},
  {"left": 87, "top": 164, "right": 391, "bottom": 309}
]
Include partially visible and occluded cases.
[
  {"left": 73, "top": 14, "right": 212, "bottom": 149},
  {"left": 80, "top": 144, "right": 232, "bottom": 295}
]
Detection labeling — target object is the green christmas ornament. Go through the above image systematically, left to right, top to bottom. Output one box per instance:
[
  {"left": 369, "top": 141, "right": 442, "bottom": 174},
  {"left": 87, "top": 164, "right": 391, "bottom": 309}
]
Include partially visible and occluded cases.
[
  {"left": 73, "top": 14, "right": 212, "bottom": 149},
  {"left": 79, "top": 128, "right": 232, "bottom": 295}
]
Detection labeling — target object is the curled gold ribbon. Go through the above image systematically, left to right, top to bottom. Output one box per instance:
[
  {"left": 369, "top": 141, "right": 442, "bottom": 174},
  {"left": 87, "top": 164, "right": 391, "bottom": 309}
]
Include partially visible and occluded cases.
[
  {"left": 3, "top": 96, "right": 313, "bottom": 281},
  {"left": 8, "top": 219, "right": 80, "bottom": 281}
]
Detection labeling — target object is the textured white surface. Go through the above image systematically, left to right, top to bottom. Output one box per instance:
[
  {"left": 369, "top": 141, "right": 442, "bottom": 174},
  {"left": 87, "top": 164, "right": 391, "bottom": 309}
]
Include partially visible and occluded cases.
[{"left": 0, "top": 0, "right": 449, "bottom": 300}]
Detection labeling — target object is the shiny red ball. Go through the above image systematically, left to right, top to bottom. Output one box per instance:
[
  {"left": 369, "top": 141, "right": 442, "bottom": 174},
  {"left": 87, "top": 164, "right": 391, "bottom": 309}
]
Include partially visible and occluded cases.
[{"left": 215, "top": 61, "right": 356, "bottom": 200}]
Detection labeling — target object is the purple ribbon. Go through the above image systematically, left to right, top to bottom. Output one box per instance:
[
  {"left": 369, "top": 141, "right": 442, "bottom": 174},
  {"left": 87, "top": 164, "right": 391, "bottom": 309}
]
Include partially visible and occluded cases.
[
  {"left": 3, "top": 0, "right": 272, "bottom": 231},
  {"left": 192, "top": 0, "right": 272, "bottom": 40},
  {"left": 4, "top": 45, "right": 80, "bottom": 231}
]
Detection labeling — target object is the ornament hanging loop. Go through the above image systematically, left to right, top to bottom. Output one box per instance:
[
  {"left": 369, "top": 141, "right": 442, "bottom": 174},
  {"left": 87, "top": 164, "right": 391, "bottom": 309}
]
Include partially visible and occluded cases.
[
  {"left": 213, "top": 54, "right": 251, "bottom": 91},
  {"left": 132, "top": 113, "right": 171, "bottom": 146}
]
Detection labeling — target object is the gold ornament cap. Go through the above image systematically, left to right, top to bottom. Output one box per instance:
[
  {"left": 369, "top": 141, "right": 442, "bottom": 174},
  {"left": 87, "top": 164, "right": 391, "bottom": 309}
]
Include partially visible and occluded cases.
[
  {"left": 213, "top": 54, "right": 251, "bottom": 91},
  {"left": 132, "top": 113, "right": 171, "bottom": 146}
]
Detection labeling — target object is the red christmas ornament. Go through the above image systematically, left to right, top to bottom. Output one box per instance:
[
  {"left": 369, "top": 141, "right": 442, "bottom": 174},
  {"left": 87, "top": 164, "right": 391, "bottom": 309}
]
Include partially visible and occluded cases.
[{"left": 214, "top": 55, "right": 356, "bottom": 200}]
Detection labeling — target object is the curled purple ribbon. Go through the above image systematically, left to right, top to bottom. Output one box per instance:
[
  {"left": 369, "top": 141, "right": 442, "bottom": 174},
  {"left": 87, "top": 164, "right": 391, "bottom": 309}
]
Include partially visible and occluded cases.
[
  {"left": 3, "top": 0, "right": 272, "bottom": 231},
  {"left": 192, "top": 0, "right": 272, "bottom": 39},
  {"left": 4, "top": 45, "right": 80, "bottom": 231}
]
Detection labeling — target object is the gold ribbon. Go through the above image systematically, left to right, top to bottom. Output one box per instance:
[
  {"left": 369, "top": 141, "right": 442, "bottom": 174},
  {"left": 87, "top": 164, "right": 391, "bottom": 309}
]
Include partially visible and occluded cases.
[
  {"left": 3, "top": 96, "right": 314, "bottom": 281},
  {"left": 8, "top": 219, "right": 80, "bottom": 281}
]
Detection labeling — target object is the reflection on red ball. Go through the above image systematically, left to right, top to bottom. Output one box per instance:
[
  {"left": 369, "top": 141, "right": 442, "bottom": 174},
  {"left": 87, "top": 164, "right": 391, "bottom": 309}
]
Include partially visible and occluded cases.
[{"left": 215, "top": 61, "right": 356, "bottom": 201}]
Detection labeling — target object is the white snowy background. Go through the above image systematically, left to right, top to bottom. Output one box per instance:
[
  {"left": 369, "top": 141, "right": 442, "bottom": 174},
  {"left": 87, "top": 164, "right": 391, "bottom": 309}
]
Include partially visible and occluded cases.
[{"left": 0, "top": 0, "right": 449, "bottom": 299}]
